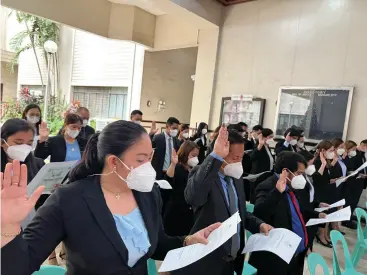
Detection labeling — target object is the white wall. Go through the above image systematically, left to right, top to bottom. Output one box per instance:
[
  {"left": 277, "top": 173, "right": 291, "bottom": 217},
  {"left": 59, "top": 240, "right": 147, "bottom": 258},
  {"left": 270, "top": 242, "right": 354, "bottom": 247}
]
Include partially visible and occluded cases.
[{"left": 210, "top": 0, "right": 367, "bottom": 142}]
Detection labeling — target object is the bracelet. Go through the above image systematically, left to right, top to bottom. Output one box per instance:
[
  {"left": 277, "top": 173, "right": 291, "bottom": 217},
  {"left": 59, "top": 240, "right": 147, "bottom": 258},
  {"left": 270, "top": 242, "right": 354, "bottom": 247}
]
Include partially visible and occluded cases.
[
  {"left": 1, "top": 228, "right": 21, "bottom": 238},
  {"left": 183, "top": 235, "right": 191, "bottom": 246}
]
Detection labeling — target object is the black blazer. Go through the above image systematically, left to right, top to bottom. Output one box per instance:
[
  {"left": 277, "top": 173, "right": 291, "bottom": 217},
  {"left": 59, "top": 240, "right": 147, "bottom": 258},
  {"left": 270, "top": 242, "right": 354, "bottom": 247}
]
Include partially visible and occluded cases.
[
  {"left": 151, "top": 133, "right": 180, "bottom": 180},
  {"left": 34, "top": 135, "right": 87, "bottom": 162},
  {"left": 191, "top": 135, "right": 207, "bottom": 164},
  {"left": 245, "top": 138, "right": 257, "bottom": 151},
  {"left": 275, "top": 140, "right": 296, "bottom": 156},
  {"left": 250, "top": 145, "right": 274, "bottom": 175},
  {"left": 354, "top": 150, "right": 367, "bottom": 188},
  {"left": 180, "top": 155, "right": 263, "bottom": 275},
  {"left": 163, "top": 164, "right": 193, "bottom": 236},
  {"left": 249, "top": 175, "right": 318, "bottom": 275},
  {"left": 1, "top": 176, "right": 183, "bottom": 275}
]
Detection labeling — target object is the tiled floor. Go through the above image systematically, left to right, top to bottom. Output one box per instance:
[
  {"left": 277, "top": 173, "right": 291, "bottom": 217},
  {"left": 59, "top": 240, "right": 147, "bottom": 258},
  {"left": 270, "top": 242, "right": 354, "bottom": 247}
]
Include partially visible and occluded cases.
[{"left": 46, "top": 225, "right": 367, "bottom": 274}]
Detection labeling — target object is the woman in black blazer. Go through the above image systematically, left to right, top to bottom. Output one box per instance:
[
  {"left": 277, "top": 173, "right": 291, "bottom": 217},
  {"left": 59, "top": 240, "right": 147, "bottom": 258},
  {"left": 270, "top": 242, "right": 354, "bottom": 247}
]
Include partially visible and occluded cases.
[
  {"left": 35, "top": 113, "right": 87, "bottom": 163},
  {"left": 1, "top": 121, "right": 220, "bottom": 275},
  {"left": 191, "top": 122, "right": 208, "bottom": 164},
  {"left": 177, "top": 124, "right": 190, "bottom": 146},
  {"left": 163, "top": 141, "right": 199, "bottom": 236}
]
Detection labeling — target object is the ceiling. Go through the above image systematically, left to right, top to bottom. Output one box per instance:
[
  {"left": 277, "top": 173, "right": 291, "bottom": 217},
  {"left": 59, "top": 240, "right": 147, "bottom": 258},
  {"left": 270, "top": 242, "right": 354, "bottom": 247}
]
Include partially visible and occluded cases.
[{"left": 216, "top": 0, "right": 254, "bottom": 6}]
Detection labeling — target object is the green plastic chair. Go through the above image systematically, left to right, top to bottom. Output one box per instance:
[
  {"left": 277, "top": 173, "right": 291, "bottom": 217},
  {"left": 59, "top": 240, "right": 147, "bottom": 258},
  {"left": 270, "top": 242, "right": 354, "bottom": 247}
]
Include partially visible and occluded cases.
[
  {"left": 246, "top": 204, "right": 254, "bottom": 213},
  {"left": 351, "top": 208, "right": 367, "bottom": 267},
  {"left": 330, "top": 230, "right": 363, "bottom": 275},
  {"left": 307, "top": 253, "right": 330, "bottom": 275},
  {"left": 147, "top": 259, "right": 158, "bottom": 275},
  {"left": 233, "top": 261, "right": 257, "bottom": 275},
  {"left": 32, "top": 265, "right": 66, "bottom": 275}
]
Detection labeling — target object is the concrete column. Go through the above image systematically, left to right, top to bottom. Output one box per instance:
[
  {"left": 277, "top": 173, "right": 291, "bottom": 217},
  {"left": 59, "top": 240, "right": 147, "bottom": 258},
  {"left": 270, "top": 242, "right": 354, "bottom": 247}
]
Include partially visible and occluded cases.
[{"left": 189, "top": 28, "right": 219, "bottom": 128}]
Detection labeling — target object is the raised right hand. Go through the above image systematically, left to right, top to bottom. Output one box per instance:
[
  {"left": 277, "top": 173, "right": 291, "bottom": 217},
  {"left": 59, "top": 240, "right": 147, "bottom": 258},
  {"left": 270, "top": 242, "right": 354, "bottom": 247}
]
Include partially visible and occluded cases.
[
  {"left": 38, "top": 121, "right": 50, "bottom": 143},
  {"left": 213, "top": 126, "right": 229, "bottom": 159},
  {"left": 285, "top": 132, "right": 291, "bottom": 142},
  {"left": 258, "top": 134, "right": 265, "bottom": 146},
  {"left": 171, "top": 149, "right": 178, "bottom": 165},
  {"left": 320, "top": 152, "right": 327, "bottom": 165},
  {"left": 1, "top": 160, "right": 44, "bottom": 227},
  {"left": 276, "top": 170, "right": 288, "bottom": 193}
]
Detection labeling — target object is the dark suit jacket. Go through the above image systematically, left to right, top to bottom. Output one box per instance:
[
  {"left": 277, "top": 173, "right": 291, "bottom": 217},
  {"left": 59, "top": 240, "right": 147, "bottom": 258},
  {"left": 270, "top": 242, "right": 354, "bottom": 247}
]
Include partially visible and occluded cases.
[
  {"left": 151, "top": 133, "right": 180, "bottom": 180},
  {"left": 34, "top": 135, "right": 87, "bottom": 163},
  {"left": 191, "top": 135, "right": 207, "bottom": 164},
  {"left": 275, "top": 139, "right": 296, "bottom": 156},
  {"left": 250, "top": 145, "right": 274, "bottom": 175},
  {"left": 354, "top": 150, "right": 367, "bottom": 188},
  {"left": 181, "top": 155, "right": 263, "bottom": 275},
  {"left": 249, "top": 175, "right": 318, "bottom": 275},
  {"left": 1, "top": 176, "right": 183, "bottom": 275}
]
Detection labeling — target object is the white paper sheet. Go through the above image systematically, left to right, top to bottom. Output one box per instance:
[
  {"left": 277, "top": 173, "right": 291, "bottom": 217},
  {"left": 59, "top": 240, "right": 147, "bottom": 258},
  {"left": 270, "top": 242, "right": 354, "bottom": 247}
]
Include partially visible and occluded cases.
[
  {"left": 27, "top": 160, "right": 78, "bottom": 195},
  {"left": 336, "top": 161, "right": 367, "bottom": 187},
  {"left": 155, "top": 180, "right": 172, "bottom": 189},
  {"left": 314, "top": 199, "right": 345, "bottom": 212},
  {"left": 306, "top": 206, "right": 351, "bottom": 226},
  {"left": 159, "top": 212, "right": 241, "bottom": 272},
  {"left": 242, "top": 228, "right": 301, "bottom": 264}
]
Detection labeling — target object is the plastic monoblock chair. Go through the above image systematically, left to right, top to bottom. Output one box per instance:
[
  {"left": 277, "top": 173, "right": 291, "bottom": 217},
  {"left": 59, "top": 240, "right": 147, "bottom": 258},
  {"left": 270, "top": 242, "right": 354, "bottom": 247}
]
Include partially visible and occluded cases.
[
  {"left": 246, "top": 204, "right": 254, "bottom": 213},
  {"left": 351, "top": 208, "right": 367, "bottom": 267},
  {"left": 330, "top": 230, "right": 363, "bottom": 275},
  {"left": 307, "top": 252, "right": 330, "bottom": 275},
  {"left": 147, "top": 259, "right": 158, "bottom": 275},
  {"left": 233, "top": 261, "right": 257, "bottom": 275},
  {"left": 32, "top": 265, "right": 66, "bottom": 275}
]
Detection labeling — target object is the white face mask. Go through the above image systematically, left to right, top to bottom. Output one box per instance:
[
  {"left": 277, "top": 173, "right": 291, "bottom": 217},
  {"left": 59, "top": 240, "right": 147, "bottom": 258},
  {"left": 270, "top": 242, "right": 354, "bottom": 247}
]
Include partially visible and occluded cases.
[
  {"left": 26, "top": 115, "right": 40, "bottom": 124},
  {"left": 82, "top": 120, "right": 89, "bottom": 127},
  {"left": 134, "top": 120, "right": 141, "bottom": 125},
  {"left": 66, "top": 128, "right": 80, "bottom": 139},
  {"left": 170, "top": 129, "right": 178, "bottom": 137},
  {"left": 202, "top": 129, "right": 208, "bottom": 135},
  {"left": 182, "top": 132, "right": 189, "bottom": 139},
  {"left": 266, "top": 138, "right": 273, "bottom": 145},
  {"left": 290, "top": 139, "right": 298, "bottom": 146},
  {"left": 3, "top": 140, "right": 33, "bottom": 162},
  {"left": 297, "top": 142, "right": 304, "bottom": 148},
  {"left": 337, "top": 148, "right": 345, "bottom": 156},
  {"left": 348, "top": 150, "right": 357, "bottom": 157},
  {"left": 326, "top": 151, "right": 335, "bottom": 160},
  {"left": 187, "top": 157, "right": 199, "bottom": 168},
  {"left": 115, "top": 159, "right": 157, "bottom": 192},
  {"left": 223, "top": 161, "right": 243, "bottom": 179},
  {"left": 305, "top": 165, "right": 316, "bottom": 176},
  {"left": 287, "top": 171, "right": 307, "bottom": 189}
]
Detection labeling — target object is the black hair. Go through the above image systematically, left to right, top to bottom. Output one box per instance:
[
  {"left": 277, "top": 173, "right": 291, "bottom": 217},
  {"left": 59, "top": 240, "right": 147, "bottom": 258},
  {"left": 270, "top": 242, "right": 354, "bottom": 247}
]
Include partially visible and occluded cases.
[
  {"left": 22, "top": 103, "right": 42, "bottom": 134},
  {"left": 77, "top": 107, "right": 90, "bottom": 113},
  {"left": 130, "top": 110, "right": 143, "bottom": 118},
  {"left": 61, "top": 113, "right": 83, "bottom": 134},
  {"left": 167, "top": 117, "right": 180, "bottom": 126},
  {"left": 69, "top": 120, "right": 148, "bottom": 182},
  {"left": 196, "top": 122, "right": 208, "bottom": 136},
  {"left": 237, "top": 122, "right": 248, "bottom": 128},
  {"left": 178, "top": 124, "right": 190, "bottom": 136},
  {"left": 227, "top": 124, "right": 245, "bottom": 133},
  {"left": 252, "top": 125, "right": 263, "bottom": 131},
  {"left": 284, "top": 127, "right": 302, "bottom": 138},
  {"left": 261, "top": 128, "right": 273, "bottom": 137},
  {"left": 228, "top": 130, "right": 245, "bottom": 145},
  {"left": 331, "top": 138, "right": 344, "bottom": 149},
  {"left": 360, "top": 139, "right": 367, "bottom": 145},
  {"left": 298, "top": 150, "right": 314, "bottom": 162},
  {"left": 274, "top": 151, "right": 307, "bottom": 174}
]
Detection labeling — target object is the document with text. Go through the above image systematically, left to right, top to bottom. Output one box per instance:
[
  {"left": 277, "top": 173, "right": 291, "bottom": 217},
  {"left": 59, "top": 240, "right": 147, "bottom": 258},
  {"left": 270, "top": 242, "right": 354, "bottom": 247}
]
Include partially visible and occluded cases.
[
  {"left": 314, "top": 199, "right": 345, "bottom": 212},
  {"left": 306, "top": 206, "right": 351, "bottom": 226}
]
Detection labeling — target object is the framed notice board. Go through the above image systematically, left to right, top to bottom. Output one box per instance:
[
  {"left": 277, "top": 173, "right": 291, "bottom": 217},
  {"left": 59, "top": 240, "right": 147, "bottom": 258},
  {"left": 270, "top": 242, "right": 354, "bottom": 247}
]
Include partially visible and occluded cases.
[
  {"left": 274, "top": 87, "right": 354, "bottom": 142},
  {"left": 220, "top": 96, "right": 266, "bottom": 128}
]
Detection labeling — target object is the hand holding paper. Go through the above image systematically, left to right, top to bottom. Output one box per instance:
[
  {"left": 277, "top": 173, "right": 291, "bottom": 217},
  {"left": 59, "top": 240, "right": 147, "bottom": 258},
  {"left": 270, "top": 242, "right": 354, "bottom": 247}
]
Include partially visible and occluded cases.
[
  {"left": 155, "top": 180, "right": 172, "bottom": 189},
  {"left": 314, "top": 199, "right": 345, "bottom": 212},
  {"left": 306, "top": 206, "right": 351, "bottom": 226}
]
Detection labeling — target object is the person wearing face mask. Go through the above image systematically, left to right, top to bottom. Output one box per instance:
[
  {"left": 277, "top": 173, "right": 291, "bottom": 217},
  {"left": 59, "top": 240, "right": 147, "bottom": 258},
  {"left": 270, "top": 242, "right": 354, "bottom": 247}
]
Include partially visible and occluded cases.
[
  {"left": 22, "top": 104, "right": 42, "bottom": 148},
  {"left": 130, "top": 110, "right": 159, "bottom": 139},
  {"left": 35, "top": 113, "right": 87, "bottom": 163},
  {"left": 151, "top": 117, "right": 181, "bottom": 214},
  {"left": 1, "top": 121, "right": 221, "bottom": 275},
  {"left": 190, "top": 122, "right": 209, "bottom": 164},
  {"left": 177, "top": 124, "right": 190, "bottom": 146},
  {"left": 245, "top": 124, "right": 263, "bottom": 151},
  {"left": 182, "top": 127, "right": 273, "bottom": 275},
  {"left": 275, "top": 127, "right": 302, "bottom": 156},
  {"left": 295, "top": 136, "right": 308, "bottom": 153},
  {"left": 312, "top": 140, "right": 344, "bottom": 247},
  {"left": 341, "top": 140, "right": 366, "bottom": 229},
  {"left": 163, "top": 141, "right": 199, "bottom": 236},
  {"left": 250, "top": 152, "right": 322, "bottom": 275}
]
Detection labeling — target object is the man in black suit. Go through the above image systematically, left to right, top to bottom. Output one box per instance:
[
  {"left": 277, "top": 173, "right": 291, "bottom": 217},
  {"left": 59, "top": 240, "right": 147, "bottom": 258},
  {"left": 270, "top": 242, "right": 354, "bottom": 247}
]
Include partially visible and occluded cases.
[
  {"left": 130, "top": 110, "right": 158, "bottom": 139},
  {"left": 245, "top": 124, "right": 263, "bottom": 151},
  {"left": 181, "top": 127, "right": 272, "bottom": 275},
  {"left": 275, "top": 127, "right": 302, "bottom": 156},
  {"left": 249, "top": 152, "right": 322, "bottom": 275}
]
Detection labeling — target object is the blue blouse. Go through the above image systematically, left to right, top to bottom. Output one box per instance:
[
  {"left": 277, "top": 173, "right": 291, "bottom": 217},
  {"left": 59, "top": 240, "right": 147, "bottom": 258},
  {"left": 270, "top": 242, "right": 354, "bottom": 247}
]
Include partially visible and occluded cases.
[
  {"left": 65, "top": 140, "right": 81, "bottom": 161},
  {"left": 113, "top": 208, "right": 151, "bottom": 267}
]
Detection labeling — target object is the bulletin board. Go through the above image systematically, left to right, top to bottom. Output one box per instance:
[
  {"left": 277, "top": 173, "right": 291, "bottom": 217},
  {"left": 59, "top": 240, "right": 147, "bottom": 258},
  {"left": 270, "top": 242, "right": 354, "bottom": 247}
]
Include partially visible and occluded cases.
[{"left": 274, "top": 87, "right": 354, "bottom": 142}]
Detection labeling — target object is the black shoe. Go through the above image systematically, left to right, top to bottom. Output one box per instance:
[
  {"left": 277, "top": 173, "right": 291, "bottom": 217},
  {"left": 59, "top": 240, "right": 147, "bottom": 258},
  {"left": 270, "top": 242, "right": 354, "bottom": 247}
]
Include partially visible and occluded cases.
[
  {"left": 342, "top": 221, "right": 357, "bottom": 230},
  {"left": 316, "top": 235, "right": 333, "bottom": 248}
]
